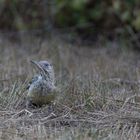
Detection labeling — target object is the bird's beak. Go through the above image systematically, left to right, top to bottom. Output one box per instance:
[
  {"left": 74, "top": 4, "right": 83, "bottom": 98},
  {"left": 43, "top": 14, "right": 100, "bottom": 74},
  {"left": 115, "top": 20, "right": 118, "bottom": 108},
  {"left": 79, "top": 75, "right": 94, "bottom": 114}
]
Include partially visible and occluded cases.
[
  {"left": 30, "top": 60, "right": 48, "bottom": 75},
  {"left": 30, "top": 60, "right": 44, "bottom": 72},
  {"left": 30, "top": 60, "right": 38, "bottom": 66},
  {"left": 30, "top": 60, "right": 40, "bottom": 69}
]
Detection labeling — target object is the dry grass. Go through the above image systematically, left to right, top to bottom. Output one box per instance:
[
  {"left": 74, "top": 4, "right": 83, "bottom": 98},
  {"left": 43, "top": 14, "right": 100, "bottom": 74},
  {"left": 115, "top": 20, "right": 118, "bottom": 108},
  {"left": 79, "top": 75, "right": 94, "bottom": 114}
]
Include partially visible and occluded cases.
[{"left": 0, "top": 35, "right": 140, "bottom": 139}]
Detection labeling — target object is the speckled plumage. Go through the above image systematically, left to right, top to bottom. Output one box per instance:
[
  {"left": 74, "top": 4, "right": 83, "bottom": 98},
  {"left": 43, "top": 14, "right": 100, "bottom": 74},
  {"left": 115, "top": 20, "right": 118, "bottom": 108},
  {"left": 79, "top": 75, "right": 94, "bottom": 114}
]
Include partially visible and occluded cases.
[{"left": 27, "top": 60, "right": 57, "bottom": 106}]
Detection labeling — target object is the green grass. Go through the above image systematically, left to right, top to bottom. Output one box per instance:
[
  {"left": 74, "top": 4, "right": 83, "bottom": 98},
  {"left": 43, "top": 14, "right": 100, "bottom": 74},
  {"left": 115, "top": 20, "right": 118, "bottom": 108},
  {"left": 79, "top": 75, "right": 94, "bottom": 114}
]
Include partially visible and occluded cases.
[{"left": 0, "top": 36, "right": 140, "bottom": 139}]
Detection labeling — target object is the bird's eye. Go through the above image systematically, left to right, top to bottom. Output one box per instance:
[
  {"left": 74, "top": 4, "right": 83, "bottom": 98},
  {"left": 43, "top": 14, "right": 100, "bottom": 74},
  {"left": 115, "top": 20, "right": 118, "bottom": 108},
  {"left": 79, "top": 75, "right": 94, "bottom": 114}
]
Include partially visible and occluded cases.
[{"left": 45, "top": 63, "right": 49, "bottom": 67}]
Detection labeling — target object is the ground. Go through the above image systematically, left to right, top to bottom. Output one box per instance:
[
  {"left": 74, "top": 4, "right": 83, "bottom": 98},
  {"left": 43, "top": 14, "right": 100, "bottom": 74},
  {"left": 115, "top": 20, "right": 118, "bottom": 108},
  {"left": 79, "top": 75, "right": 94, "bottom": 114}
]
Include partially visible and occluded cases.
[{"left": 0, "top": 34, "right": 140, "bottom": 140}]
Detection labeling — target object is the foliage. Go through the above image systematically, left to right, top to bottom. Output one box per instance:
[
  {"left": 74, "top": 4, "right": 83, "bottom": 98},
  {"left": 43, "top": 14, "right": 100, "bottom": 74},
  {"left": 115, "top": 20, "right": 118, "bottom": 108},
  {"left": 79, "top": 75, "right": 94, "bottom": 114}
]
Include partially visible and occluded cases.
[
  {"left": 0, "top": 0, "right": 140, "bottom": 36},
  {"left": 0, "top": 0, "right": 45, "bottom": 30},
  {"left": 54, "top": 0, "right": 140, "bottom": 32}
]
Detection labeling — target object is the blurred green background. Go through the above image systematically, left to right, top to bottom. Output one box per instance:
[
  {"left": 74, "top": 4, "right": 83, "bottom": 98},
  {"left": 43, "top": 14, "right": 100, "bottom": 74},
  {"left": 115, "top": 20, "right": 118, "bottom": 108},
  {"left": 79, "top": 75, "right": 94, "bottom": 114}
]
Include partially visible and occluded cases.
[{"left": 0, "top": 0, "right": 140, "bottom": 41}]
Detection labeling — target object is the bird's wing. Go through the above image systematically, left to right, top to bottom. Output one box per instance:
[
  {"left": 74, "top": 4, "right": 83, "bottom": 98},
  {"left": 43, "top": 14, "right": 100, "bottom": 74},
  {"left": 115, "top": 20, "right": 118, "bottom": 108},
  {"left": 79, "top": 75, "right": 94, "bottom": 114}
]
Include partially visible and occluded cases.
[{"left": 26, "top": 75, "right": 39, "bottom": 90}]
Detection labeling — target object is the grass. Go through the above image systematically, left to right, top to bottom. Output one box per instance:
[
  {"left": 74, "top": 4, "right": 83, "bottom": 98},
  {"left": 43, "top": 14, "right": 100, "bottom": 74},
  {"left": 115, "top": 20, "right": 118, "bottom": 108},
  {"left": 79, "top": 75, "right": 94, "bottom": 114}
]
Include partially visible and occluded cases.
[{"left": 0, "top": 35, "right": 140, "bottom": 139}]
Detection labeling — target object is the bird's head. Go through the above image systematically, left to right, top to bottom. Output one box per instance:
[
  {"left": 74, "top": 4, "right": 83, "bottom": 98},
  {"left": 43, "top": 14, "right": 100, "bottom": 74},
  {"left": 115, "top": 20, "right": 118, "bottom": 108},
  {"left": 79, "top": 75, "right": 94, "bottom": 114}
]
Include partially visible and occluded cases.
[{"left": 30, "top": 60, "right": 55, "bottom": 83}]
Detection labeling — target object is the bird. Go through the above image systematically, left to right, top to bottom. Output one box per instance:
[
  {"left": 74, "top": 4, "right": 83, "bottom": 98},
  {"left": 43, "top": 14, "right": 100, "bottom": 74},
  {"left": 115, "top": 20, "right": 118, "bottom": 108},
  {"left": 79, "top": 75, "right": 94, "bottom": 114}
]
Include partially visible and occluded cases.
[{"left": 27, "top": 60, "right": 57, "bottom": 107}]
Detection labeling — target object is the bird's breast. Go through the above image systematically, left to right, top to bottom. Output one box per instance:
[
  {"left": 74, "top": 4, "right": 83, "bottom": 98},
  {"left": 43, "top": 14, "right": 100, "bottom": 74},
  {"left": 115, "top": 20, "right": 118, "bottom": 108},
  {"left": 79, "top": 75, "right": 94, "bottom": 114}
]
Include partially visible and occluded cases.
[{"left": 27, "top": 79, "right": 56, "bottom": 105}]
